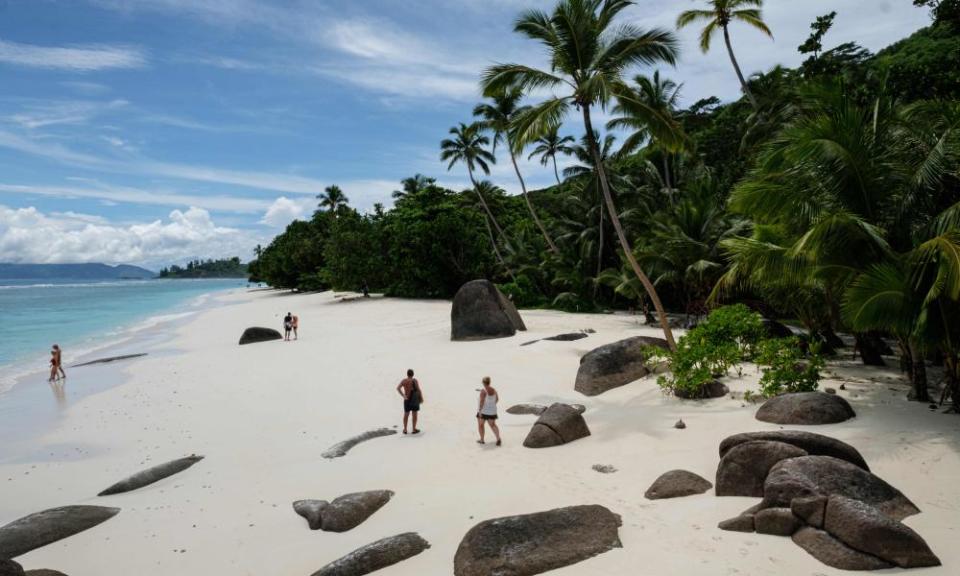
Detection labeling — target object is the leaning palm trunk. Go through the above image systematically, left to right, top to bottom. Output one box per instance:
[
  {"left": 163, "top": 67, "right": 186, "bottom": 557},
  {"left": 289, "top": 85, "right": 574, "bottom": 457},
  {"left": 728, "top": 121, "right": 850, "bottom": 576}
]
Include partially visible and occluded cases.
[
  {"left": 723, "top": 25, "right": 758, "bottom": 109},
  {"left": 582, "top": 105, "right": 677, "bottom": 351},
  {"left": 509, "top": 149, "right": 559, "bottom": 253},
  {"left": 552, "top": 156, "right": 562, "bottom": 185},
  {"left": 466, "top": 167, "right": 511, "bottom": 251},
  {"left": 594, "top": 182, "right": 604, "bottom": 298},
  {"left": 480, "top": 212, "right": 517, "bottom": 283},
  {"left": 908, "top": 342, "right": 930, "bottom": 402}
]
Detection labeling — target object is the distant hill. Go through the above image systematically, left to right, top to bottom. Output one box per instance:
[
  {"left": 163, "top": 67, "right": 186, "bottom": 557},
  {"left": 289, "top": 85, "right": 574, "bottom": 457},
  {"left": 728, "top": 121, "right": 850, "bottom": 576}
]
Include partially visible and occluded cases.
[{"left": 0, "top": 263, "right": 156, "bottom": 280}]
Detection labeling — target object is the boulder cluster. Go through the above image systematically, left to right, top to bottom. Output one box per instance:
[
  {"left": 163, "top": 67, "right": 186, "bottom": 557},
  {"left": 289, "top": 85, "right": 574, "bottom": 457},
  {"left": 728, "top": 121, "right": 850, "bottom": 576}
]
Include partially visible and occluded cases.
[{"left": 714, "top": 430, "right": 939, "bottom": 570}]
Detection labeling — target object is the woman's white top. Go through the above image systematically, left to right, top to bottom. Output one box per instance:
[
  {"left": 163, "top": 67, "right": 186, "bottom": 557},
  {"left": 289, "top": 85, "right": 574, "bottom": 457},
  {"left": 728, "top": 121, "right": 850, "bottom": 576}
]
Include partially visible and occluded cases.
[{"left": 480, "top": 390, "right": 498, "bottom": 415}]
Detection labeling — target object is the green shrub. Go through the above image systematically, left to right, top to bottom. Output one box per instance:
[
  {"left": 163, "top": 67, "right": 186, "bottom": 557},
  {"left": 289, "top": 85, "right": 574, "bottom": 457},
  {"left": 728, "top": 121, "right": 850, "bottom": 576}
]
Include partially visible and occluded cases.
[
  {"left": 498, "top": 276, "right": 548, "bottom": 308},
  {"left": 655, "top": 305, "right": 766, "bottom": 397},
  {"left": 755, "top": 337, "right": 824, "bottom": 397}
]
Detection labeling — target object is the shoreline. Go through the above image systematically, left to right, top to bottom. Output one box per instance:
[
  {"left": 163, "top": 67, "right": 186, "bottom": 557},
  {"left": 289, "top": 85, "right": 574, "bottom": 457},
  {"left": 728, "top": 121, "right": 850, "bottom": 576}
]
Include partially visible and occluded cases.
[
  {"left": 0, "top": 287, "right": 244, "bottom": 464},
  {"left": 1, "top": 290, "right": 957, "bottom": 575}
]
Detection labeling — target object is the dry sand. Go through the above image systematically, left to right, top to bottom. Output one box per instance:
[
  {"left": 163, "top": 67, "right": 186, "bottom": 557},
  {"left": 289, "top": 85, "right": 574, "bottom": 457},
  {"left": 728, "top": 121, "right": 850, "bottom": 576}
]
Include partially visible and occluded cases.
[{"left": 1, "top": 290, "right": 958, "bottom": 575}]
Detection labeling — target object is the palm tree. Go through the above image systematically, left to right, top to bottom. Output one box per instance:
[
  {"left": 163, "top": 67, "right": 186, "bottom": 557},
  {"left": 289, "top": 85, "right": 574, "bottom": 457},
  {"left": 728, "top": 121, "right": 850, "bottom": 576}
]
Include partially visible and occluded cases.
[
  {"left": 482, "top": 0, "right": 683, "bottom": 350},
  {"left": 677, "top": 0, "right": 773, "bottom": 109},
  {"left": 608, "top": 70, "right": 685, "bottom": 189},
  {"left": 474, "top": 87, "right": 560, "bottom": 253},
  {"left": 440, "top": 122, "right": 509, "bottom": 242},
  {"left": 529, "top": 127, "right": 576, "bottom": 185},
  {"left": 393, "top": 174, "right": 436, "bottom": 201},
  {"left": 317, "top": 185, "right": 349, "bottom": 214}
]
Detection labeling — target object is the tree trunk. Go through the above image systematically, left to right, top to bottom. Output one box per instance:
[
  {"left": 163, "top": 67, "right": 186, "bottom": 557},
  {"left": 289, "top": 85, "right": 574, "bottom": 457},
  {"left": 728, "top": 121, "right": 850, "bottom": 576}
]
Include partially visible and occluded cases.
[
  {"left": 723, "top": 25, "right": 759, "bottom": 109},
  {"left": 582, "top": 104, "right": 677, "bottom": 351},
  {"left": 510, "top": 149, "right": 559, "bottom": 254},
  {"left": 552, "top": 156, "right": 562, "bottom": 185},
  {"left": 467, "top": 166, "right": 511, "bottom": 251},
  {"left": 467, "top": 166, "right": 515, "bottom": 278},
  {"left": 594, "top": 194, "right": 604, "bottom": 298},
  {"left": 855, "top": 333, "right": 887, "bottom": 367},
  {"left": 908, "top": 342, "right": 929, "bottom": 402}
]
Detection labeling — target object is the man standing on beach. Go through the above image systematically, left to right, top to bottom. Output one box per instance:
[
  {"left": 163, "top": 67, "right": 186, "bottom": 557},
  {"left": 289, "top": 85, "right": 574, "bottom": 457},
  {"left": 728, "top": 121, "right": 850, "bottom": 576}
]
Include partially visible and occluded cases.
[
  {"left": 283, "top": 312, "right": 293, "bottom": 341},
  {"left": 396, "top": 369, "right": 423, "bottom": 434}
]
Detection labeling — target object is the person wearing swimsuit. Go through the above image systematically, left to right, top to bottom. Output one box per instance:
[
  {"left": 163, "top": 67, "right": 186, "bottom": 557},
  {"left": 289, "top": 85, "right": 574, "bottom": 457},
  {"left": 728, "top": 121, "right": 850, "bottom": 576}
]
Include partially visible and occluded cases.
[
  {"left": 291, "top": 314, "right": 299, "bottom": 340},
  {"left": 52, "top": 344, "right": 65, "bottom": 380},
  {"left": 396, "top": 369, "right": 423, "bottom": 434},
  {"left": 476, "top": 376, "right": 501, "bottom": 446}
]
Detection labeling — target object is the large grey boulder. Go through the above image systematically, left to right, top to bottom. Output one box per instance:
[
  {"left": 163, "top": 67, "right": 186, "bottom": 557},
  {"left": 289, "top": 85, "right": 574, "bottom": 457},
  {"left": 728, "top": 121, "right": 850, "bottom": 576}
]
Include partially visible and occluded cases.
[
  {"left": 451, "top": 280, "right": 526, "bottom": 341},
  {"left": 238, "top": 327, "right": 283, "bottom": 345},
  {"left": 574, "top": 336, "right": 669, "bottom": 396},
  {"left": 674, "top": 380, "right": 729, "bottom": 399},
  {"left": 755, "top": 392, "right": 856, "bottom": 425},
  {"left": 523, "top": 403, "right": 591, "bottom": 448},
  {"left": 719, "top": 431, "right": 869, "bottom": 470},
  {"left": 716, "top": 440, "right": 808, "bottom": 497},
  {"left": 98, "top": 455, "right": 203, "bottom": 496},
  {"left": 762, "top": 456, "right": 920, "bottom": 521},
  {"left": 644, "top": 470, "right": 712, "bottom": 500},
  {"left": 293, "top": 490, "right": 393, "bottom": 532},
  {"left": 823, "top": 496, "right": 940, "bottom": 568},
  {"left": 453, "top": 505, "right": 621, "bottom": 576},
  {"left": 0, "top": 506, "right": 119, "bottom": 558},
  {"left": 754, "top": 508, "right": 800, "bottom": 536},
  {"left": 792, "top": 527, "right": 893, "bottom": 570},
  {"left": 311, "top": 532, "right": 430, "bottom": 576},
  {"left": 0, "top": 558, "right": 23, "bottom": 576}
]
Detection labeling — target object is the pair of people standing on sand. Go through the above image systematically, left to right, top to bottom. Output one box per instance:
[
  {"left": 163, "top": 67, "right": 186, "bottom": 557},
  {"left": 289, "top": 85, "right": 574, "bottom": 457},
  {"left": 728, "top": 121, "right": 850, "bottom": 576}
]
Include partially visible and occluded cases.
[
  {"left": 283, "top": 312, "right": 299, "bottom": 341},
  {"left": 48, "top": 344, "right": 65, "bottom": 382},
  {"left": 396, "top": 370, "right": 501, "bottom": 446}
]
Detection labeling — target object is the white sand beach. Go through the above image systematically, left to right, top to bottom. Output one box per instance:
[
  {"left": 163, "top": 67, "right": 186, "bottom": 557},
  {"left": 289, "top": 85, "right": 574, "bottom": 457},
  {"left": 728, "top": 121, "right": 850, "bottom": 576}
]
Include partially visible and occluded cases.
[{"left": 2, "top": 289, "right": 958, "bottom": 575}]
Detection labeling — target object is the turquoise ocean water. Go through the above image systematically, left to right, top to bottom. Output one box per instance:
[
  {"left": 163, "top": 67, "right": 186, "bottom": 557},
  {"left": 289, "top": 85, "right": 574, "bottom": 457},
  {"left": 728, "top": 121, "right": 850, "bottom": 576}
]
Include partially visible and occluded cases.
[{"left": 0, "top": 278, "right": 246, "bottom": 394}]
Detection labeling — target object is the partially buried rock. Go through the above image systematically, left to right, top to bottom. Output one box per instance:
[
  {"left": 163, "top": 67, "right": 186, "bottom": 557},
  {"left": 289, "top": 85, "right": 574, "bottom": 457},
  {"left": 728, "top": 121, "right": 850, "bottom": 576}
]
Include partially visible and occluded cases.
[
  {"left": 451, "top": 280, "right": 526, "bottom": 341},
  {"left": 762, "top": 318, "right": 794, "bottom": 339},
  {"left": 238, "top": 327, "right": 283, "bottom": 345},
  {"left": 544, "top": 333, "right": 588, "bottom": 342},
  {"left": 574, "top": 336, "right": 669, "bottom": 396},
  {"left": 674, "top": 380, "right": 729, "bottom": 399},
  {"left": 755, "top": 392, "right": 856, "bottom": 425},
  {"left": 506, "top": 403, "right": 547, "bottom": 416},
  {"left": 523, "top": 403, "right": 591, "bottom": 448},
  {"left": 674, "top": 419, "right": 686, "bottom": 429},
  {"left": 322, "top": 428, "right": 397, "bottom": 459},
  {"left": 719, "top": 430, "right": 868, "bottom": 470},
  {"left": 715, "top": 440, "right": 808, "bottom": 497},
  {"left": 98, "top": 455, "right": 204, "bottom": 496},
  {"left": 761, "top": 456, "right": 919, "bottom": 521},
  {"left": 592, "top": 464, "right": 617, "bottom": 474},
  {"left": 644, "top": 470, "right": 712, "bottom": 500},
  {"left": 294, "top": 490, "right": 393, "bottom": 533},
  {"left": 823, "top": 496, "right": 940, "bottom": 568},
  {"left": 453, "top": 505, "right": 621, "bottom": 576},
  {"left": 0, "top": 506, "right": 119, "bottom": 559},
  {"left": 754, "top": 508, "right": 800, "bottom": 536},
  {"left": 718, "top": 515, "right": 756, "bottom": 533},
  {"left": 792, "top": 527, "right": 894, "bottom": 570},
  {"left": 311, "top": 532, "right": 430, "bottom": 576},
  {"left": 0, "top": 558, "right": 23, "bottom": 576},
  {"left": 24, "top": 571, "right": 68, "bottom": 576}
]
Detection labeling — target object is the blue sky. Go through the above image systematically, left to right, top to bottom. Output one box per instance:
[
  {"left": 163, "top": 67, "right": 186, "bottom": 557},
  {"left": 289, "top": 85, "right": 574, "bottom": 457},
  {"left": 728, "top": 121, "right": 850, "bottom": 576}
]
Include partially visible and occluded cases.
[{"left": 0, "top": 0, "right": 932, "bottom": 268}]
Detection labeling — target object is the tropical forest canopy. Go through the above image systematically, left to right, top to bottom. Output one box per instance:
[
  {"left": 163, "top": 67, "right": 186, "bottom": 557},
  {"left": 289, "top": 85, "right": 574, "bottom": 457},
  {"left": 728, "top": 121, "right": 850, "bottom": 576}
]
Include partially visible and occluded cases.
[
  {"left": 249, "top": 0, "right": 960, "bottom": 405},
  {"left": 159, "top": 257, "right": 247, "bottom": 278}
]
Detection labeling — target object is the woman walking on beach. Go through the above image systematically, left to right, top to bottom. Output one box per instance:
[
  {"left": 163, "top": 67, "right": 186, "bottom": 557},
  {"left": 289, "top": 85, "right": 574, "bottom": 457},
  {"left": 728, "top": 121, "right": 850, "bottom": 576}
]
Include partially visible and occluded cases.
[{"left": 476, "top": 377, "right": 501, "bottom": 446}]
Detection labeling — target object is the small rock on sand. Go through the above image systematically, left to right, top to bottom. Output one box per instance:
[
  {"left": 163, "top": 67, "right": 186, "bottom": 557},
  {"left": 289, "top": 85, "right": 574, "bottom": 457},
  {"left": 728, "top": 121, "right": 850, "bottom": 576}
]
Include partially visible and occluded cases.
[{"left": 592, "top": 464, "right": 617, "bottom": 474}]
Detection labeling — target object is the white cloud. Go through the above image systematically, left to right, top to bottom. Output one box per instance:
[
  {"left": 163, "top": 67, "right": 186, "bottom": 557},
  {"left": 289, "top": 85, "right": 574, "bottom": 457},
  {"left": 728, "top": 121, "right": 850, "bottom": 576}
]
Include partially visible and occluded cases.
[
  {"left": 0, "top": 39, "right": 147, "bottom": 72},
  {"left": 4, "top": 99, "right": 129, "bottom": 130},
  {"left": 0, "top": 182, "right": 270, "bottom": 213},
  {"left": 260, "top": 196, "right": 314, "bottom": 227},
  {"left": 0, "top": 204, "right": 252, "bottom": 266}
]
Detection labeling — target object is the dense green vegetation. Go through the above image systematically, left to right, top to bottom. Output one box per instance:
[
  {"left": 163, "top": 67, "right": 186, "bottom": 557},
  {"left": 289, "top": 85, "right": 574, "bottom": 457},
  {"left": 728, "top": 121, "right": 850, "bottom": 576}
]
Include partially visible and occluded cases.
[
  {"left": 250, "top": 0, "right": 960, "bottom": 407},
  {"left": 159, "top": 257, "right": 247, "bottom": 278}
]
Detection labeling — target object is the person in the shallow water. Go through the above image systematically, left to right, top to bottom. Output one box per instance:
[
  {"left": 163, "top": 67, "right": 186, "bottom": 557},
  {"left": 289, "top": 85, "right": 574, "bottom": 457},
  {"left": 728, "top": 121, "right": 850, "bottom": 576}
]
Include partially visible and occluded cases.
[
  {"left": 283, "top": 312, "right": 293, "bottom": 341},
  {"left": 291, "top": 314, "right": 299, "bottom": 340},
  {"left": 52, "top": 344, "right": 65, "bottom": 380},
  {"left": 48, "top": 350, "right": 59, "bottom": 382},
  {"left": 396, "top": 369, "right": 423, "bottom": 434},
  {"left": 476, "top": 376, "right": 501, "bottom": 446}
]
